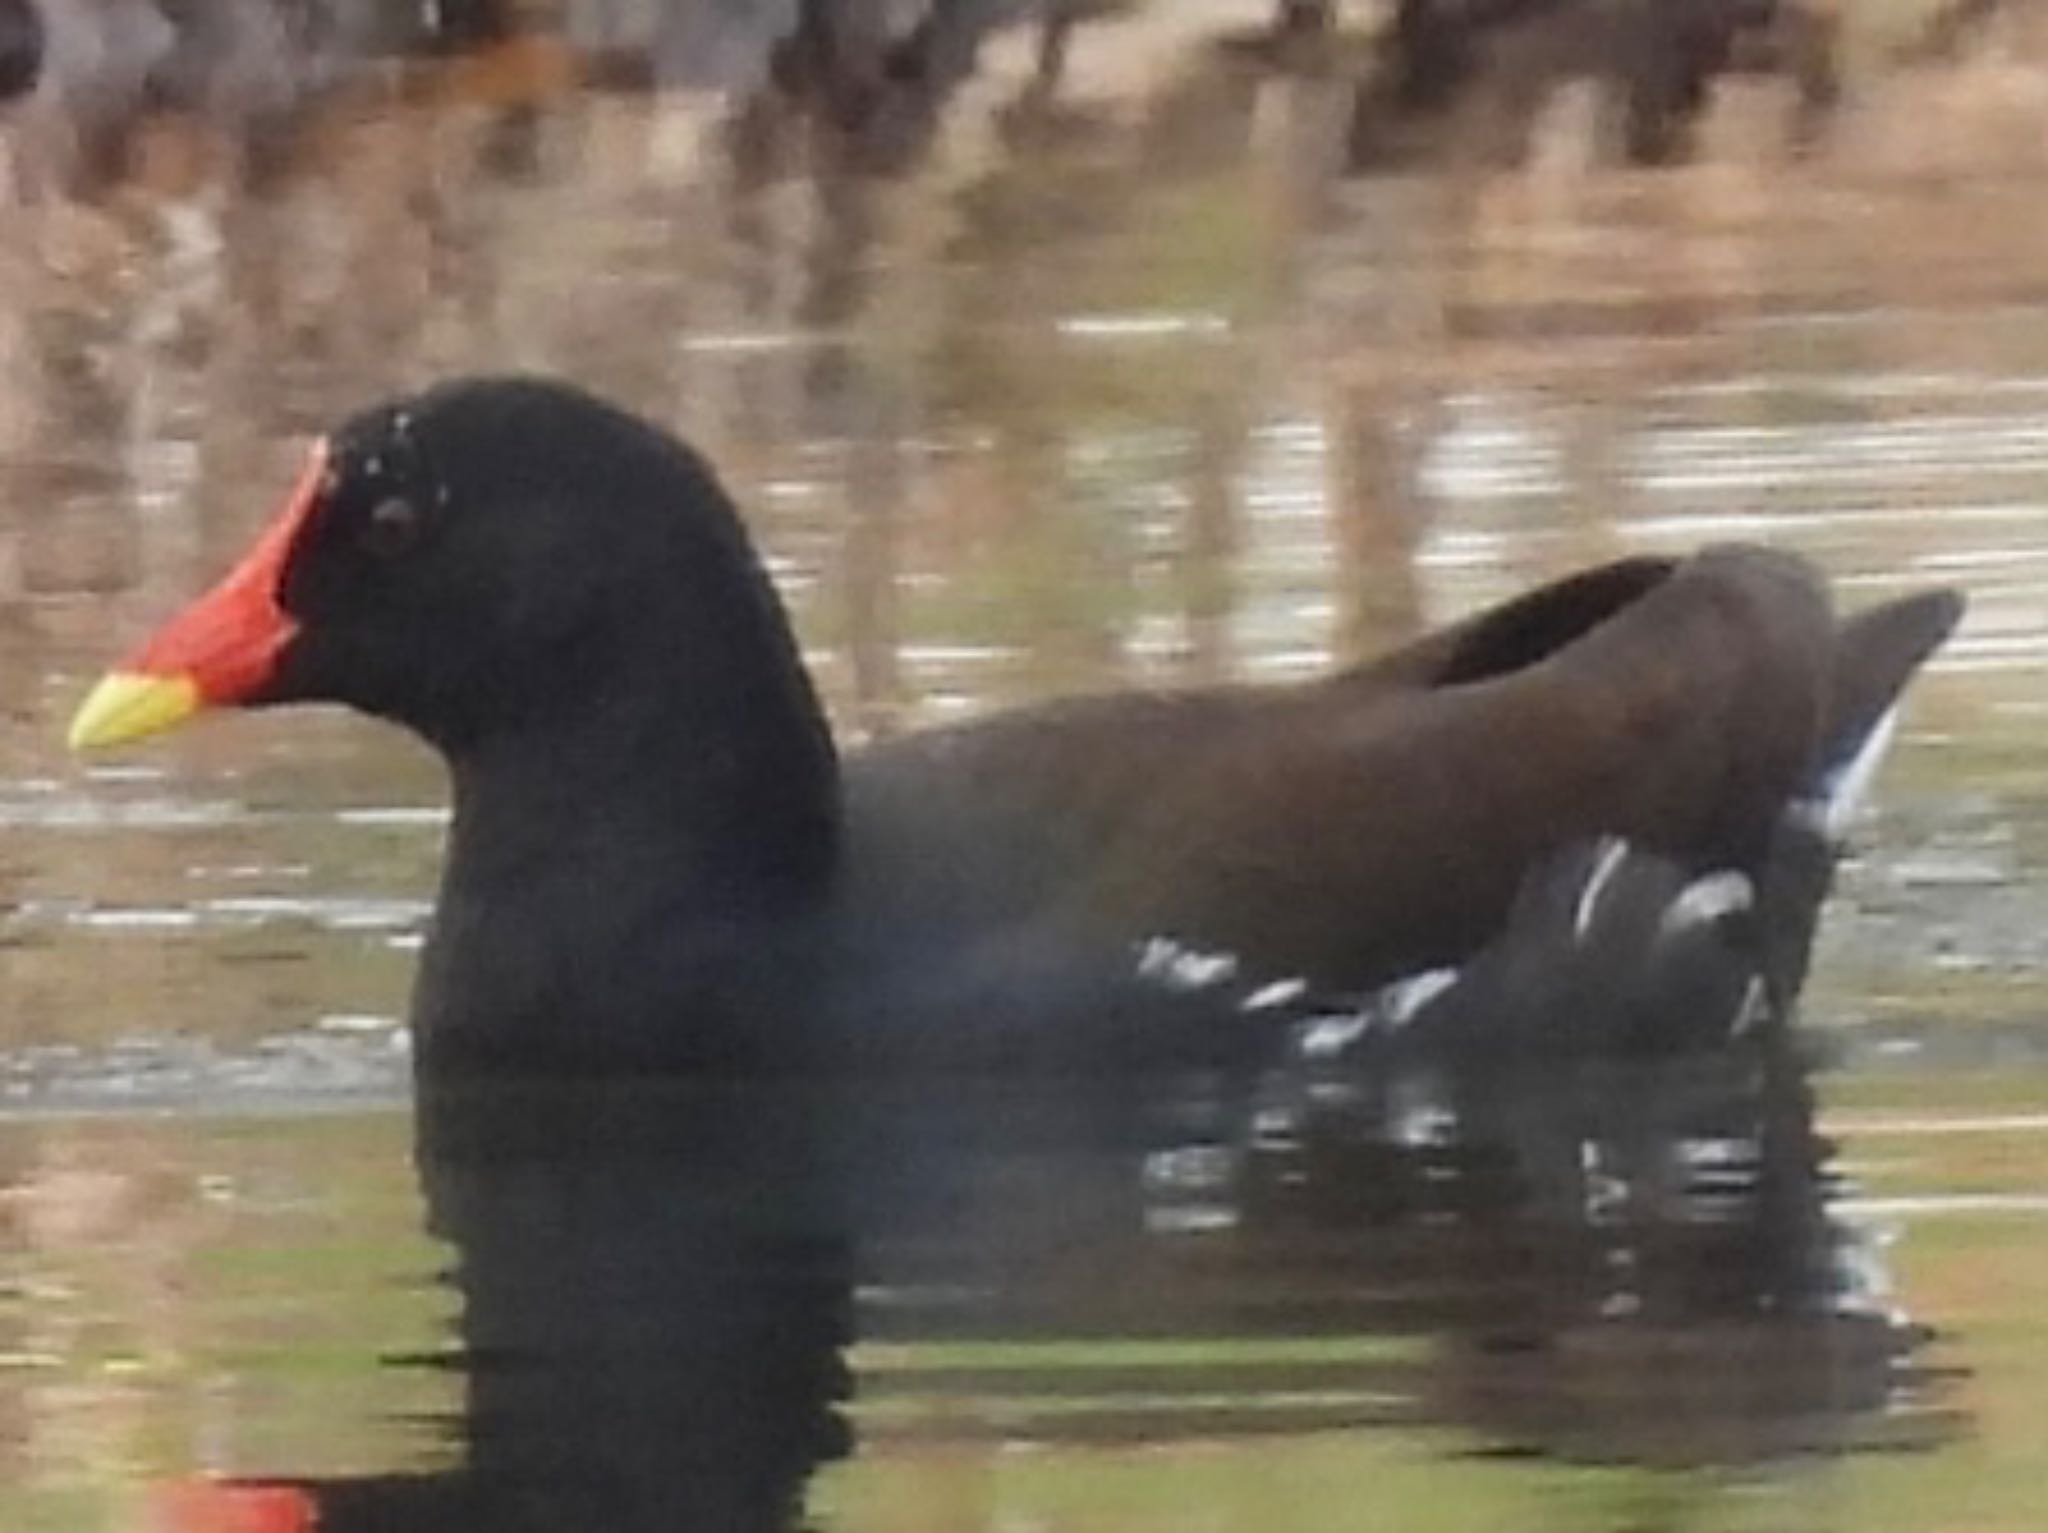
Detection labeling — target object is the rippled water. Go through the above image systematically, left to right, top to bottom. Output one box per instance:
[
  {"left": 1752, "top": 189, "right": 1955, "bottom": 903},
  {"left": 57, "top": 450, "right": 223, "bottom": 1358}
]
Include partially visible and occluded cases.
[{"left": 6, "top": 3, "right": 2048, "bottom": 1530}]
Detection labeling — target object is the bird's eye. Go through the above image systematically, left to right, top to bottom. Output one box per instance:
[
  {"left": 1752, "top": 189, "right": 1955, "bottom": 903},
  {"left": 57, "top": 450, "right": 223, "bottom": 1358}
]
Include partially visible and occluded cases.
[{"left": 360, "top": 496, "right": 422, "bottom": 559}]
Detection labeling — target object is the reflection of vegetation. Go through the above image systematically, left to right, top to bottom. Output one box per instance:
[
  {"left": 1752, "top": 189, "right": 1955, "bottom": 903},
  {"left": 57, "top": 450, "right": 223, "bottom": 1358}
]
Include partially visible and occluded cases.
[
  {"left": 911, "top": 53, "right": 1293, "bottom": 694},
  {"left": 904, "top": 469, "right": 1137, "bottom": 691},
  {"left": 0, "top": 1112, "right": 450, "bottom": 1527},
  {"left": 856, "top": 1334, "right": 1425, "bottom": 1372},
  {"left": 823, "top": 1433, "right": 1657, "bottom": 1533}
]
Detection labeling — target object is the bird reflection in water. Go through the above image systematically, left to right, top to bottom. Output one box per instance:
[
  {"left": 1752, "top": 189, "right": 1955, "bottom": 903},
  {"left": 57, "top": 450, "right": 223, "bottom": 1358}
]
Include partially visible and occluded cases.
[{"left": 166, "top": 898, "right": 1943, "bottom": 1532}]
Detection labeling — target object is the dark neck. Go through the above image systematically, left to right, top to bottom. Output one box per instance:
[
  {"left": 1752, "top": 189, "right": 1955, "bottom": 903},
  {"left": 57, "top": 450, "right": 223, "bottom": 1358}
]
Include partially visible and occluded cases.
[
  {"left": 440, "top": 549, "right": 841, "bottom": 893},
  {"left": 415, "top": 615, "right": 840, "bottom": 1076},
  {"left": 442, "top": 682, "right": 838, "bottom": 912}
]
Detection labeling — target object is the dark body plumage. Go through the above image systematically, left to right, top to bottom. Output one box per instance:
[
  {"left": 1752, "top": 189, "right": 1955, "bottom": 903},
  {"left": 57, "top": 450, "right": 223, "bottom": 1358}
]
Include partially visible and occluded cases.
[{"left": 201, "top": 375, "right": 1958, "bottom": 1089}]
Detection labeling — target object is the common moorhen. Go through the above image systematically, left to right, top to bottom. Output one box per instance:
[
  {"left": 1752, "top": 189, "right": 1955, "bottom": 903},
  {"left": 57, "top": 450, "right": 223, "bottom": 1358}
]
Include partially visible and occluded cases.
[{"left": 68, "top": 375, "right": 1963, "bottom": 1083}]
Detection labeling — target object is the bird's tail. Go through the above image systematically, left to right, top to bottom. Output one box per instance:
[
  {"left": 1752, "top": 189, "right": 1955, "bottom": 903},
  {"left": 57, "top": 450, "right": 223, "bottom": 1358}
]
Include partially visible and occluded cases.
[{"left": 1804, "top": 587, "right": 1965, "bottom": 836}]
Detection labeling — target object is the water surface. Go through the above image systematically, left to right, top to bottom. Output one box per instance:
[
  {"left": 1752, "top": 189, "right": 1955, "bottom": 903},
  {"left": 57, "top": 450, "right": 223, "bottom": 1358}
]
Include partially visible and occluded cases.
[{"left": 4, "top": 3, "right": 2048, "bottom": 1529}]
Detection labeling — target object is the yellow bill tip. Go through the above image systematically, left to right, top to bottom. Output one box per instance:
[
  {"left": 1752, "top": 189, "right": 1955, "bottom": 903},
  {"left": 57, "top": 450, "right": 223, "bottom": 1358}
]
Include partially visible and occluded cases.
[{"left": 67, "top": 672, "right": 204, "bottom": 752}]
